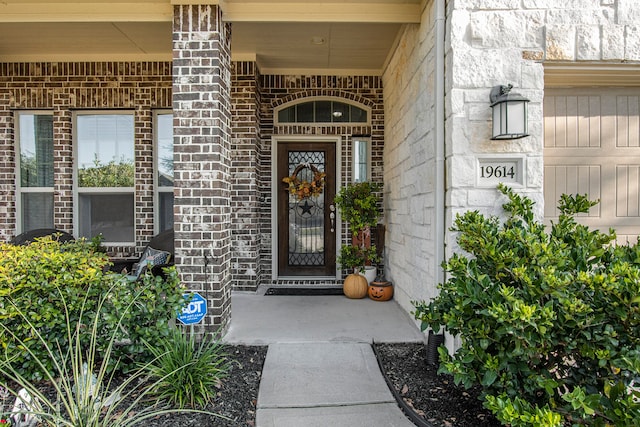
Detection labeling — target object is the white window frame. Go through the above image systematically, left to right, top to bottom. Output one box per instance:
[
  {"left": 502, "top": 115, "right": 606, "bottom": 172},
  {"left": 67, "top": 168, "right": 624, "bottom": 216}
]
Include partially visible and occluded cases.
[
  {"left": 274, "top": 97, "right": 371, "bottom": 126},
  {"left": 15, "top": 110, "right": 55, "bottom": 233},
  {"left": 73, "top": 110, "right": 135, "bottom": 246},
  {"left": 154, "top": 110, "right": 174, "bottom": 234},
  {"left": 352, "top": 137, "right": 371, "bottom": 182}
]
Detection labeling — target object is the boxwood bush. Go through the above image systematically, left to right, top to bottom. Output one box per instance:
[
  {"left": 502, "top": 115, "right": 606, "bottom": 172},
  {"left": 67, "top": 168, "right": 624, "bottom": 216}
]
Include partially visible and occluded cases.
[
  {"left": 414, "top": 184, "right": 640, "bottom": 426},
  {"left": 0, "top": 236, "right": 185, "bottom": 380}
]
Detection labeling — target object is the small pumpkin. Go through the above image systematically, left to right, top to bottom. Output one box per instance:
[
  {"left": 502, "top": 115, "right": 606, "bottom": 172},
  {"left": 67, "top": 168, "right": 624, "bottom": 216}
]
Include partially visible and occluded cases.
[
  {"left": 343, "top": 273, "right": 368, "bottom": 299},
  {"left": 368, "top": 281, "right": 393, "bottom": 301}
]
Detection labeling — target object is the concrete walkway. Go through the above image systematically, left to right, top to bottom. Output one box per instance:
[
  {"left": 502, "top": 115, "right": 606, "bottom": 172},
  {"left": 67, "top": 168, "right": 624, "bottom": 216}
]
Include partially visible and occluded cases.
[{"left": 223, "top": 291, "right": 425, "bottom": 426}]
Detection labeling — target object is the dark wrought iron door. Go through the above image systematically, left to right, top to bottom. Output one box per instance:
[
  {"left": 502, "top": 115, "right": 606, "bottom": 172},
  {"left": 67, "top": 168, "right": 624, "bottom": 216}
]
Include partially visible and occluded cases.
[{"left": 277, "top": 141, "right": 336, "bottom": 276}]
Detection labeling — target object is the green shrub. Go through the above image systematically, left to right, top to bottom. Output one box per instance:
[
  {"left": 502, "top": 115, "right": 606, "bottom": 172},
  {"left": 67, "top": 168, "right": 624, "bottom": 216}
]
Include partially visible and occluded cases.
[
  {"left": 413, "top": 184, "right": 640, "bottom": 426},
  {"left": 0, "top": 237, "right": 185, "bottom": 380},
  {"left": 0, "top": 282, "right": 223, "bottom": 426},
  {"left": 143, "top": 327, "right": 230, "bottom": 409}
]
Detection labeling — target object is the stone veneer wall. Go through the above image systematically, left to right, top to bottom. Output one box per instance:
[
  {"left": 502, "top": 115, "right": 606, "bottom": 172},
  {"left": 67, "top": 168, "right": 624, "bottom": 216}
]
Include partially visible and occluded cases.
[
  {"left": 384, "top": 0, "right": 639, "bottom": 329},
  {"left": 446, "top": 0, "right": 640, "bottom": 232},
  {"left": 446, "top": 0, "right": 640, "bottom": 250},
  {"left": 382, "top": 1, "right": 441, "bottom": 315},
  {"left": 172, "top": 4, "right": 232, "bottom": 334},
  {"left": 0, "top": 62, "right": 172, "bottom": 255},
  {"left": 257, "top": 75, "right": 385, "bottom": 286}
]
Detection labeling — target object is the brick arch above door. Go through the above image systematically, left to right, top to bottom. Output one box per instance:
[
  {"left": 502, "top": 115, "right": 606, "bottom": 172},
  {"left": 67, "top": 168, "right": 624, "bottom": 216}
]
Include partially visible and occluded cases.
[
  {"left": 253, "top": 73, "right": 385, "bottom": 287},
  {"left": 270, "top": 89, "right": 377, "bottom": 110}
]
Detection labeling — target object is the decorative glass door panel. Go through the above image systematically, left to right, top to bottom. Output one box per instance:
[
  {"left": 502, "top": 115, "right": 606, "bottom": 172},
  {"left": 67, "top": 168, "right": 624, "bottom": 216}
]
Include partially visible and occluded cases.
[{"left": 278, "top": 142, "right": 336, "bottom": 277}]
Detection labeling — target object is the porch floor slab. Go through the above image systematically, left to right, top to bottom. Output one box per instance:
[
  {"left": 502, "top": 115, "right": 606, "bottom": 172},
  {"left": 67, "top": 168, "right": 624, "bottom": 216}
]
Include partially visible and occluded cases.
[{"left": 222, "top": 291, "right": 425, "bottom": 345}]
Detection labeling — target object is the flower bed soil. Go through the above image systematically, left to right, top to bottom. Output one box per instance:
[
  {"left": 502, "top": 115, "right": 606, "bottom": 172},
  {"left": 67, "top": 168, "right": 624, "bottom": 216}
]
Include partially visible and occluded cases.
[
  {"left": 375, "top": 342, "right": 501, "bottom": 427},
  {"left": 13, "top": 343, "right": 503, "bottom": 426},
  {"left": 141, "top": 345, "right": 267, "bottom": 426}
]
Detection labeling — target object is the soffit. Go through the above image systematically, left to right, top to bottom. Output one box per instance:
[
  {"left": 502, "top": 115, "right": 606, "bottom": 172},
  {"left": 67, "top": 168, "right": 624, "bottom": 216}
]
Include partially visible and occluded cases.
[
  {"left": 0, "top": 0, "right": 420, "bottom": 74},
  {"left": 0, "top": 0, "right": 420, "bottom": 23},
  {"left": 0, "top": 22, "right": 173, "bottom": 62},
  {"left": 232, "top": 22, "right": 403, "bottom": 74}
]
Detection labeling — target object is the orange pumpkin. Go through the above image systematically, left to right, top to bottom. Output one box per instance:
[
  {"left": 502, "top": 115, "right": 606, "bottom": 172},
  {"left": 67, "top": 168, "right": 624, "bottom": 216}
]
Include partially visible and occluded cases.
[
  {"left": 343, "top": 273, "right": 368, "bottom": 299},
  {"left": 368, "top": 281, "right": 393, "bottom": 301}
]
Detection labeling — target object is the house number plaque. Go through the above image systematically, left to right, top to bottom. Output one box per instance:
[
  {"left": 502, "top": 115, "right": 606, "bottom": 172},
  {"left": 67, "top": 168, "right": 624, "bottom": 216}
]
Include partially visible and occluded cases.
[{"left": 477, "top": 157, "right": 523, "bottom": 186}]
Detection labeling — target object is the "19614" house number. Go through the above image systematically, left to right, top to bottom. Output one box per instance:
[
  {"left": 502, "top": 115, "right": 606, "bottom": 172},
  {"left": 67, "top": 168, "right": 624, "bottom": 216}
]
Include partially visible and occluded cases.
[
  {"left": 477, "top": 158, "right": 523, "bottom": 186},
  {"left": 480, "top": 165, "right": 515, "bottom": 179}
]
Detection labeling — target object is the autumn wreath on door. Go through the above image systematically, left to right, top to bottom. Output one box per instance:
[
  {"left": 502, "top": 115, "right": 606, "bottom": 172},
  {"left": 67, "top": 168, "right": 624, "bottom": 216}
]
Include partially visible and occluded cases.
[{"left": 282, "top": 163, "right": 327, "bottom": 200}]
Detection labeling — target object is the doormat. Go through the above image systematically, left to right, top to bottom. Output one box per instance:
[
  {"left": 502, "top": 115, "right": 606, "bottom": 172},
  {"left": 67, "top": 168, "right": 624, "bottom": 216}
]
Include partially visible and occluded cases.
[{"left": 265, "top": 287, "right": 344, "bottom": 296}]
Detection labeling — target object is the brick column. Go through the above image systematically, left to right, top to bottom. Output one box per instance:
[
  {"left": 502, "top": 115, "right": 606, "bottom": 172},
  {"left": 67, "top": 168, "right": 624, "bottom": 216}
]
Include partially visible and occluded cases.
[
  {"left": 172, "top": 4, "right": 232, "bottom": 336},
  {"left": 231, "top": 61, "right": 261, "bottom": 291},
  {"left": 0, "top": 91, "right": 15, "bottom": 241},
  {"left": 52, "top": 94, "right": 73, "bottom": 234},
  {"left": 134, "top": 96, "right": 155, "bottom": 253}
]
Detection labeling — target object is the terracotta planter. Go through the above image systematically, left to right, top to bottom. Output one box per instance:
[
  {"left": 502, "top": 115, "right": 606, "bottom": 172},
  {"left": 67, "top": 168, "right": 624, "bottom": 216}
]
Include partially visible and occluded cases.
[
  {"left": 343, "top": 273, "right": 368, "bottom": 299},
  {"left": 368, "top": 280, "right": 393, "bottom": 301}
]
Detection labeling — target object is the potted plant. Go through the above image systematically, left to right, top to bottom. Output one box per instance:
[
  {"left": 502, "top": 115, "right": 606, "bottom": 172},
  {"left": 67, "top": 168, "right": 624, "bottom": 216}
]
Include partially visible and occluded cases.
[
  {"left": 334, "top": 181, "right": 382, "bottom": 241},
  {"left": 335, "top": 181, "right": 382, "bottom": 297},
  {"left": 368, "top": 224, "right": 394, "bottom": 301},
  {"left": 340, "top": 243, "right": 379, "bottom": 274},
  {"left": 337, "top": 245, "right": 379, "bottom": 298}
]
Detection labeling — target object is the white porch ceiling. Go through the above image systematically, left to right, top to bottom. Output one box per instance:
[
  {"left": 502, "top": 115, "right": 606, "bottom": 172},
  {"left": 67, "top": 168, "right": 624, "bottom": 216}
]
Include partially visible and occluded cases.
[{"left": 0, "top": 0, "right": 421, "bottom": 75}]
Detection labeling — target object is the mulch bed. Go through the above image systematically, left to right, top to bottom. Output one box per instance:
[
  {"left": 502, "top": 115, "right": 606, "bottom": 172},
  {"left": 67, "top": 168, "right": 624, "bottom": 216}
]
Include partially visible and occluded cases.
[
  {"left": 375, "top": 342, "right": 501, "bottom": 427},
  {"left": 7, "top": 344, "right": 504, "bottom": 426},
  {"left": 140, "top": 345, "right": 267, "bottom": 426}
]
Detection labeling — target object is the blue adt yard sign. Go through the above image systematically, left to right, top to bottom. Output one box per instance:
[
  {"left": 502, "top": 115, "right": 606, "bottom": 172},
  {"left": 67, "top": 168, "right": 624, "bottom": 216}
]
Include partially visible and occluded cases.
[{"left": 177, "top": 292, "right": 207, "bottom": 325}]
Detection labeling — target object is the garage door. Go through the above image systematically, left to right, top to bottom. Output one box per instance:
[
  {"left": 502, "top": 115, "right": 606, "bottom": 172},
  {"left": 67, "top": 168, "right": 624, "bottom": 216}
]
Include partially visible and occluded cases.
[{"left": 544, "top": 88, "right": 640, "bottom": 244}]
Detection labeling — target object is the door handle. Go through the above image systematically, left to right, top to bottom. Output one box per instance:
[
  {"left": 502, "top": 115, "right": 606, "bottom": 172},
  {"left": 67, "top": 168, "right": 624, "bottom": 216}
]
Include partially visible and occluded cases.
[{"left": 329, "top": 204, "right": 336, "bottom": 233}]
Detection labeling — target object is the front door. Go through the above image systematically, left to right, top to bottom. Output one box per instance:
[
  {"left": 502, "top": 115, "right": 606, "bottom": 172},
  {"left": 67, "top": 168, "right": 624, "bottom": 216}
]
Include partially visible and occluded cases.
[{"left": 277, "top": 141, "right": 336, "bottom": 277}]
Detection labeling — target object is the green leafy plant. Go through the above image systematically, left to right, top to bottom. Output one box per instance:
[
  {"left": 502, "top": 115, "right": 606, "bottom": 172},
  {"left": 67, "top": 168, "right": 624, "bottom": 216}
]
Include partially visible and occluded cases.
[
  {"left": 334, "top": 181, "right": 382, "bottom": 238},
  {"left": 335, "top": 181, "right": 382, "bottom": 274},
  {"left": 413, "top": 184, "right": 640, "bottom": 426},
  {"left": 0, "top": 237, "right": 185, "bottom": 379},
  {"left": 337, "top": 244, "right": 380, "bottom": 272},
  {"left": 0, "top": 283, "right": 225, "bottom": 426},
  {"left": 142, "top": 327, "right": 230, "bottom": 409}
]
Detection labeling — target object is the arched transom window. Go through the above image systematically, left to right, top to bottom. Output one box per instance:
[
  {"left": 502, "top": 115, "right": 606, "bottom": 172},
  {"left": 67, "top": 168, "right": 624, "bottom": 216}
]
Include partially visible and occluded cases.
[{"left": 276, "top": 99, "right": 369, "bottom": 124}]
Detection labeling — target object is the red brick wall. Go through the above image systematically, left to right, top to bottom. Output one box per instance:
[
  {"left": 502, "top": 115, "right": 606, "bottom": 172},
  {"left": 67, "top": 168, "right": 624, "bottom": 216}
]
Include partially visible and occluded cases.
[
  {"left": 231, "top": 61, "right": 262, "bottom": 291},
  {"left": 0, "top": 62, "right": 172, "bottom": 256},
  {"left": 0, "top": 62, "right": 385, "bottom": 299},
  {"left": 258, "top": 75, "right": 385, "bottom": 286}
]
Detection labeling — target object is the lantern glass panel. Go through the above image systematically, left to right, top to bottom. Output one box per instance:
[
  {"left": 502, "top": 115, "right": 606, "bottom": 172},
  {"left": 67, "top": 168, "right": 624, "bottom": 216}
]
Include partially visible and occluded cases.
[{"left": 506, "top": 101, "right": 526, "bottom": 135}]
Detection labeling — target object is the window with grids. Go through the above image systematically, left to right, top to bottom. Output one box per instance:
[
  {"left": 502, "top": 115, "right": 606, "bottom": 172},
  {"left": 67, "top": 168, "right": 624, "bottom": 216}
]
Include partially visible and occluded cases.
[
  {"left": 277, "top": 99, "right": 369, "bottom": 124},
  {"left": 155, "top": 111, "right": 173, "bottom": 232},
  {"left": 16, "top": 112, "right": 54, "bottom": 232},
  {"left": 75, "top": 113, "right": 134, "bottom": 243}
]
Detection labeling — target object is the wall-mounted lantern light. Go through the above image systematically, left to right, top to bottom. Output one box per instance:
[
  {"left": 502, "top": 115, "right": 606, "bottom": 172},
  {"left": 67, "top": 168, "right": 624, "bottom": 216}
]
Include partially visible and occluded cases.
[{"left": 489, "top": 84, "right": 529, "bottom": 140}]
